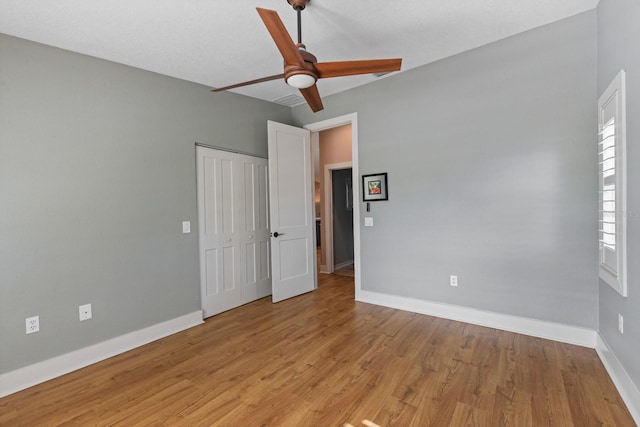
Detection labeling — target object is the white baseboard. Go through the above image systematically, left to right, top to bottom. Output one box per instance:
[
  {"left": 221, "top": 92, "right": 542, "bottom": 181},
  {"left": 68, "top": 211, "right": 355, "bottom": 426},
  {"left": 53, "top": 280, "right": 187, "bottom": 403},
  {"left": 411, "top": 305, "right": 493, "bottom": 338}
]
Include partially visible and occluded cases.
[
  {"left": 356, "top": 290, "right": 597, "bottom": 347},
  {"left": 0, "top": 310, "right": 203, "bottom": 398},
  {"left": 596, "top": 334, "right": 640, "bottom": 425}
]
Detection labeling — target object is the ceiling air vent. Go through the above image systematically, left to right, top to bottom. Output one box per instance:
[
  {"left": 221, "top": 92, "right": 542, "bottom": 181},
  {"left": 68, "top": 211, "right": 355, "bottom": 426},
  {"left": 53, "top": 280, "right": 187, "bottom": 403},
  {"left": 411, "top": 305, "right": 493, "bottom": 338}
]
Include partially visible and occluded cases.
[{"left": 272, "top": 94, "right": 306, "bottom": 107}]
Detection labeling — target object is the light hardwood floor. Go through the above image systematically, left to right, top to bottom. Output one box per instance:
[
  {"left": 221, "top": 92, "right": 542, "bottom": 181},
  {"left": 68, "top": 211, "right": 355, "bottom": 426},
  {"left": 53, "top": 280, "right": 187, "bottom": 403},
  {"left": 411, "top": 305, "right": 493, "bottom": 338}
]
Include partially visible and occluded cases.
[{"left": 0, "top": 274, "right": 635, "bottom": 426}]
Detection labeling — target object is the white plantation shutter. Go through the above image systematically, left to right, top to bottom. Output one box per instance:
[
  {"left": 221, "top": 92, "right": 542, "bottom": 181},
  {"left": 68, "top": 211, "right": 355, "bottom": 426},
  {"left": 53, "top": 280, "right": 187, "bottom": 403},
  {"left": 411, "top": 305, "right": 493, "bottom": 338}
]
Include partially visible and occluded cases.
[
  {"left": 598, "top": 70, "right": 627, "bottom": 297},
  {"left": 599, "top": 118, "right": 617, "bottom": 266}
]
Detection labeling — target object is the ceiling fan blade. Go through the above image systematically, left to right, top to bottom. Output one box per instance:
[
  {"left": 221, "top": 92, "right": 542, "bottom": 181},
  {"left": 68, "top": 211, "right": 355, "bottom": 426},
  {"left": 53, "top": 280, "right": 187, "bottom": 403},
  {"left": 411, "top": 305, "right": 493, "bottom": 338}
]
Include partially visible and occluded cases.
[
  {"left": 256, "top": 8, "right": 306, "bottom": 67},
  {"left": 315, "top": 58, "right": 402, "bottom": 79},
  {"left": 211, "top": 73, "right": 285, "bottom": 92},
  {"left": 299, "top": 84, "right": 324, "bottom": 112}
]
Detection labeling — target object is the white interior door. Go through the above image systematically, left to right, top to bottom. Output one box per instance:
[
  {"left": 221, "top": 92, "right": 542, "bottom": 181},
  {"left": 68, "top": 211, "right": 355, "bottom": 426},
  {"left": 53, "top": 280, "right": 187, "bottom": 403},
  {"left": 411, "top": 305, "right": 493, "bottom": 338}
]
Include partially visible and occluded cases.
[
  {"left": 267, "top": 121, "right": 316, "bottom": 302},
  {"left": 196, "top": 146, "right": 243, "bottom": 317},
  {"left": 241, "top": 157, "right": 272, "bottom": 302}
]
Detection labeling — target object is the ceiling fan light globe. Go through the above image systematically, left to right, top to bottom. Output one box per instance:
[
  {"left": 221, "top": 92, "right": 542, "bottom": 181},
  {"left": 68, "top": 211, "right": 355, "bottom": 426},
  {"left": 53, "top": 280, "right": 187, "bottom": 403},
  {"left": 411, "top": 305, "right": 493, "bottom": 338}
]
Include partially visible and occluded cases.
[{"left": 286, "top": 73, "right": 316, "bottom": 89}]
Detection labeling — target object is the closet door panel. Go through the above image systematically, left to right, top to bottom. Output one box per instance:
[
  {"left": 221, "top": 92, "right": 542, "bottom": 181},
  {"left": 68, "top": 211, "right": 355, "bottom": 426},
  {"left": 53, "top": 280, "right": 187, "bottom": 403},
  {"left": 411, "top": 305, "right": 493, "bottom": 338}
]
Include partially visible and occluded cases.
[{"left": 197, "top": 147, "right": 243, "bottom": 317}]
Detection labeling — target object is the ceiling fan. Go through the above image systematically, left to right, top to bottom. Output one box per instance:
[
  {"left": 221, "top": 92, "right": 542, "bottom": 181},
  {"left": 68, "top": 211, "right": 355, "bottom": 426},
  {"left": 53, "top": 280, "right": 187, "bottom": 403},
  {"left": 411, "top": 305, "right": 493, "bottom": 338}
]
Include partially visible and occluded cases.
[{"left": 211, "top": 0, "right": 402, "bottom": 112}]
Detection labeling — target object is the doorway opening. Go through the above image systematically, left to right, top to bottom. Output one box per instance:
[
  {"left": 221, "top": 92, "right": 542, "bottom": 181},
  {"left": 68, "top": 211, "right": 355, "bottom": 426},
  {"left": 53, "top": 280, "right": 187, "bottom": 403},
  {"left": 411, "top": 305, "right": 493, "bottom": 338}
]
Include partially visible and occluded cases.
[
  {"left": 305, "top": 113, "right": 360, "bottom": 295},
  {"left": 321, "top": 162, "right": 353, "bottom": 275},
  {"left": 330, "top": 167, "right": 354, "bottom": 276}
]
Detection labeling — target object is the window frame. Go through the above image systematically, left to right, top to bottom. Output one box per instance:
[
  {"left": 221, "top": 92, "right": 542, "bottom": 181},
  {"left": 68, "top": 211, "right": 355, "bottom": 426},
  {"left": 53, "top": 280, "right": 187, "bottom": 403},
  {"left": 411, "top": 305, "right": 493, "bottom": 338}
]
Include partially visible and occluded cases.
[{"left": 598, "top": 69, "right": 627, "bottom": 297}]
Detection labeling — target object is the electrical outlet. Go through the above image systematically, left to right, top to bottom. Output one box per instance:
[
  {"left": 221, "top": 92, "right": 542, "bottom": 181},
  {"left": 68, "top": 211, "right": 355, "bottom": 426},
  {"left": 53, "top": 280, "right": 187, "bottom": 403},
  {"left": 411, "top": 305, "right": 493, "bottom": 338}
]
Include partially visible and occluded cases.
[
  {"left": 450, "top": 275, "right": 458, "bottom": 287},
  {"left": 79, "top": 304, "right": 92, "bottom": 321},
  {"left": 618, "top": 314, "right": 624, "bottom": 334},
  {"left": 26, "top": 316, "right": 39, "bottom": 334}
]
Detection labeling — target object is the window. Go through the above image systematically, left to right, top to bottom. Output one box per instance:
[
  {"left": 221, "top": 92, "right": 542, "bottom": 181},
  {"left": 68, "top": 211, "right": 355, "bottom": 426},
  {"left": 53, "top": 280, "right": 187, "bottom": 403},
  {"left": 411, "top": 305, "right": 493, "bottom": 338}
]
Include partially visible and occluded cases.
[{"left": 598, "top": 70, "right": 627, "bottom": 297}]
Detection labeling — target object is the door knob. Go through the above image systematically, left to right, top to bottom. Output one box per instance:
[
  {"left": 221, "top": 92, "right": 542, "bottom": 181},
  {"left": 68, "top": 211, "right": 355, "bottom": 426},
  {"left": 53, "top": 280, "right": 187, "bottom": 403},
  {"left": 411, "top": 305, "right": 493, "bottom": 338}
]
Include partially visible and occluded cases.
[{"left": 272, "top": 232, "right": 285, "bottom": 238}]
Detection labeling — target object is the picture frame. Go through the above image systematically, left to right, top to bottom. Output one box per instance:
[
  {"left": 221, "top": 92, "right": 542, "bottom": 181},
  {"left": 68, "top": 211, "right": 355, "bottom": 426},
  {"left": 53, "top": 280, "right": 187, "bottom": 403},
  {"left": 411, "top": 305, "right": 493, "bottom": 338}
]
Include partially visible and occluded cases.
[{"left": 362, "top": 173, "right": 388, "bottom": 201}]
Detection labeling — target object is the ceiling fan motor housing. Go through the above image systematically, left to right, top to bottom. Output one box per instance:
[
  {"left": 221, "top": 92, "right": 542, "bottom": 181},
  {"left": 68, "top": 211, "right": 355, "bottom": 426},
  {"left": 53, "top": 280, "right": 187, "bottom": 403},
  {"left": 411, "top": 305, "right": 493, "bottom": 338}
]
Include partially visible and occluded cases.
[
  {"left": 287, "top": 0, "right": 309, "bottom": 10},
  {"left": 284, "top": 44, "right": 318, "bottom": 88}
]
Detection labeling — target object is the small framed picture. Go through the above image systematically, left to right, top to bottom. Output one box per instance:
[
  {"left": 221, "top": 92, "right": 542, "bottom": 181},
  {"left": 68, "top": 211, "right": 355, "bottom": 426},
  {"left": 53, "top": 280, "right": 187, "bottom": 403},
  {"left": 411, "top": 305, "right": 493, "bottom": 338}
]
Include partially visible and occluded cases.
[{"left": 362, "top": 173, "right": 388, "bottom": 201}]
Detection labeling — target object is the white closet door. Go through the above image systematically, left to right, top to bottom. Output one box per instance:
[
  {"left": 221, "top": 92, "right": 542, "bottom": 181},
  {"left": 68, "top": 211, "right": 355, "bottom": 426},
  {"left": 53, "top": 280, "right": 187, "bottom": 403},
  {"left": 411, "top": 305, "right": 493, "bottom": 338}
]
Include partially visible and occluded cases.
[
  {"left": 196, "top": 146, "right": 243, "bottom": 318},
  {"left": 241, "top": 157, "right": 271, "bottom": 303}
]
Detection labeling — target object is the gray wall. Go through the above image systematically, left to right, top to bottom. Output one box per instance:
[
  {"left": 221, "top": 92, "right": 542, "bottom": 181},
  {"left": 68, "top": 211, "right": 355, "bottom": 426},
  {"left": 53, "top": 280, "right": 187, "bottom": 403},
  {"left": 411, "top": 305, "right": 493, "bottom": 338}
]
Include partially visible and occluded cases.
[
  {"left": 597, "top": 0, "right": 640, "bottom": 391},
  {"left": 294, "top": 11, "right": 598, "bottom": 328},
  {"left": 0, "top": 34, "right": 291, "bottom": 373},
  {"left": 332, "top": 168, "right": 354, "bottom": 265}
]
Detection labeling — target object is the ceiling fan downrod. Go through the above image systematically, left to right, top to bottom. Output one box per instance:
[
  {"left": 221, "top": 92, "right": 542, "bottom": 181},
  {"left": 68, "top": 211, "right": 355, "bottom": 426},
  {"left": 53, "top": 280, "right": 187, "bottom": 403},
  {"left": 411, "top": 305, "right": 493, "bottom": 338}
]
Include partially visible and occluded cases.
[
  {"left": 287, "top": 0, "right": 309, "bottom": 45},
  {"left": 296, "top": 7, "right": 302, "bottom": 44}
]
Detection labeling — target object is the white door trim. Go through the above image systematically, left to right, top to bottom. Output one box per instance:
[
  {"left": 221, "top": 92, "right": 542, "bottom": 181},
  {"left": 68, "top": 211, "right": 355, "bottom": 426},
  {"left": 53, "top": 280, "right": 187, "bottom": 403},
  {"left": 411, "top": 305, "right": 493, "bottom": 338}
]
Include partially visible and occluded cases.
[
  {"left": 304, "top": 113, "right": 361, "bottom": 298},
  {"left": 323, "top": 161, "right": 352, "bottom": 274}
]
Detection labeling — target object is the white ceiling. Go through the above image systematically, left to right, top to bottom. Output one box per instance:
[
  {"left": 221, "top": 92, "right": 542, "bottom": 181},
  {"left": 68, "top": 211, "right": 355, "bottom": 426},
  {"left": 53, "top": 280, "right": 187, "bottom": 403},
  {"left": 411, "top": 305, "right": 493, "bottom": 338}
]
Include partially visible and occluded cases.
[{"left": 0, "top": 0, "right": 599, "bottom": 108}]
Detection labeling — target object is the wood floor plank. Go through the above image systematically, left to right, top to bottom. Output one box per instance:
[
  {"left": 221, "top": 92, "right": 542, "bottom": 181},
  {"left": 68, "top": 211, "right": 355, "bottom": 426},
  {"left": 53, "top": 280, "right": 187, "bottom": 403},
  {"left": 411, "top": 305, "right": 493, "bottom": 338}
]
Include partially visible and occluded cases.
[
  {"left": 0, "top": 274, "right": 635, "bottom": 426},
  {"left": 371, "top": 396, "right": 418, "bottom": 426}
]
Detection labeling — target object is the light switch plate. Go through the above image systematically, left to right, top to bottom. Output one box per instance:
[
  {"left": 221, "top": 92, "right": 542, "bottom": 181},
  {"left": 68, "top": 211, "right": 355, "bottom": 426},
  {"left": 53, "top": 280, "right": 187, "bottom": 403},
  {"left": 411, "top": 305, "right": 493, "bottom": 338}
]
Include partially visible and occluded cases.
[
  {"left": 364, "top": 217, "right": 373, "bottom": 227},
  {"left": 182, "top": 221, "right": 191, "bottom": 234},
  {"left": 618, "top": 313, "right": 624, "bottom": 334}
]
